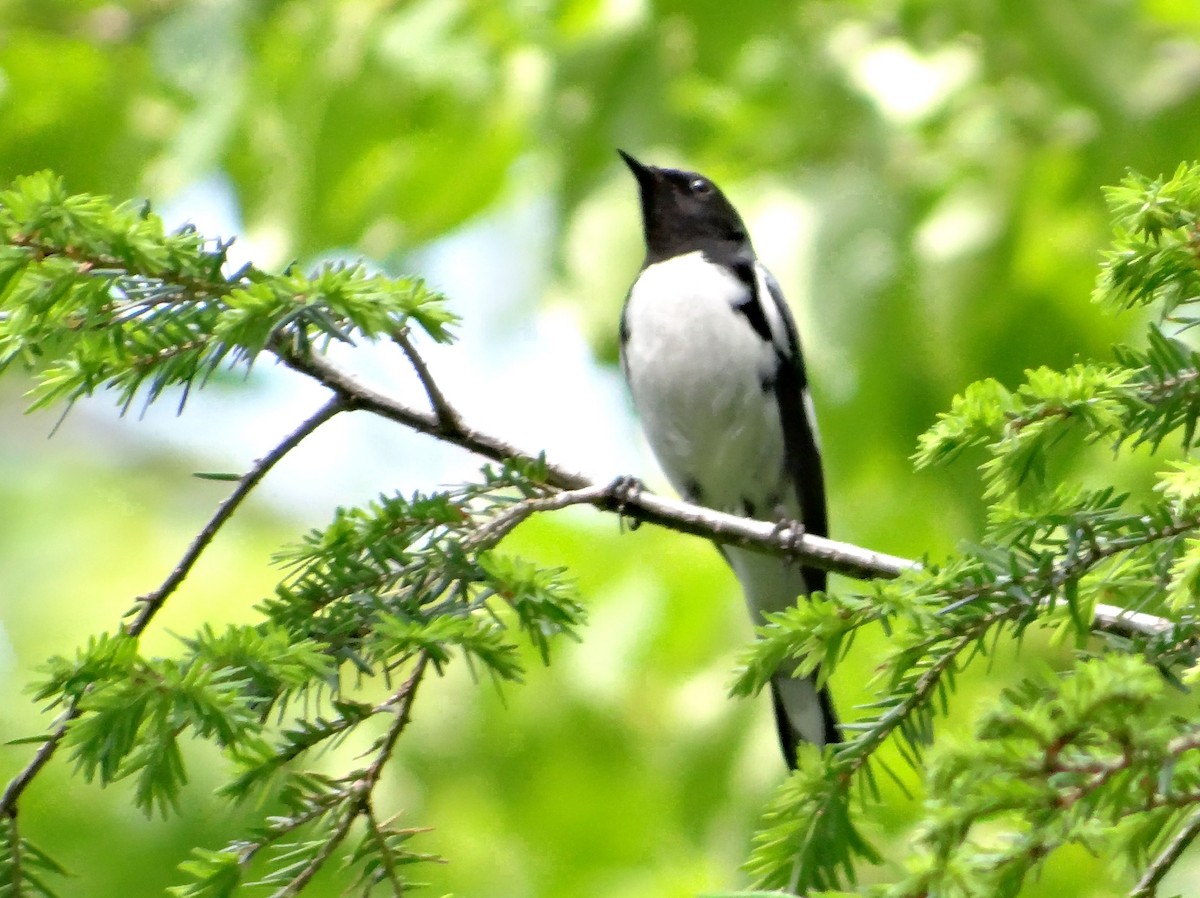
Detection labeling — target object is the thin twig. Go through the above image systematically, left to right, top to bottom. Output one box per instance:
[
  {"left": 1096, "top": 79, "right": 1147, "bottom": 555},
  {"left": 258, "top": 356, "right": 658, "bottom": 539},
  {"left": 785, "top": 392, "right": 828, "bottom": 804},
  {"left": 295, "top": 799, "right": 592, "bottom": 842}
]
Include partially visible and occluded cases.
[
  {"left": 392, "top": 326, "right": 461, "bottom": 432},
  {"left": 276, "top": 346, "right": 588, "bottom": 490},
  {"left": 126, "top": 394, "right": 346, "bottom": 635},
  {"left": 0, "top": 397, "right": 345, "bottom": 819},
  {"left": 463, "top": 477, "right": 916, "bottom": 579},
  {"left": 464, "top": 478, "right": 1172, "bottom": 647},
  {"left": 463, "top": 483, "right": 616, "bottom": 551},
  {"left": 596, "top": 486, "right": 918, "bottom": 580},
  {"left": 271, "top": 654, "right": 429, "bottom": 898},
  {"left": 364, "top": 654, "right": 428, "bottom": 783},
  {"left": 0, "top": 707, "right": 80, "bottom": 818},
  {"left": 236, "top": 793, "right": 343, "bottom": 867},
  {"left": 268, "top": 800, "right": 360, "bottom": 898},
  {"left": 363, "top": 804, "right": 404, "bottom": 892},
  {"left": 1130, "top": 807, "right": 1200, "bottom": 897}
]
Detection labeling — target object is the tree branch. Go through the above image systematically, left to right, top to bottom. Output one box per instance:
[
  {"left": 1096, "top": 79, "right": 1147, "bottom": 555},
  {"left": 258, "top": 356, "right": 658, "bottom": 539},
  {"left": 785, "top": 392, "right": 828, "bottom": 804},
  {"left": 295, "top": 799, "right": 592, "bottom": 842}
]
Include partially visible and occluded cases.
[
  {"left": 391, "top": 326, "right": 462, "bottom": 433},
  {"left": 274, "top": 345, "right": 1180, "bottom": 645},
  {"left": 276, "top": 345, "right": 588, "bottom": 491},
  {"left": 126, "top": 394, "right": 347, "bottom": 635},
  {"left": 0, "top": 397, "right": 345, "bottom": 819},
  {"left": 269, "top": 654, "right": 429, "bottom": 898},
  {"left": 0, "top": 707, "right": 80, "bottom": 819},
  {"left": 1130, "top": 806, "right": 1200, "bottom": 898}
]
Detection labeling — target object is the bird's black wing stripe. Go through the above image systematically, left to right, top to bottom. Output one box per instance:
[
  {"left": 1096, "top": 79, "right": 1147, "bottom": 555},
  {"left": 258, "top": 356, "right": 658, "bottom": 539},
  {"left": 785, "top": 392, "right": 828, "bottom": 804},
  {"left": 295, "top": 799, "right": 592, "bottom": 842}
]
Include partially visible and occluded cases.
[
  {"left": 728, "top": 258, "right": 774, "bottom": 343},
  {"left": 760, "top": 267, "right": 828, "bottom": 594},
  {"left": 761, "top": 268, "right": 841, "bottom": 750},
  {"left": 769, "top": 678, "right": 840, "bottom": 769},
  {"left": 818, "top": 678, "right": 840, "bottom": 746},
  {"left": 770, "top": 681, "right": 801, "bottom": 770}
]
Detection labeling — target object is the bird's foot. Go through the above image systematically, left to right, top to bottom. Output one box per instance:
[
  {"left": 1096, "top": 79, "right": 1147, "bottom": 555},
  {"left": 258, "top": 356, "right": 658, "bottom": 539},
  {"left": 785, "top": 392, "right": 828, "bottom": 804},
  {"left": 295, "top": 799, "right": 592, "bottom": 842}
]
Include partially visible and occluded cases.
[
  {"left": 607, "top": 475, "right": 646, "bottom": 531},
  {"left": 771, "top": 517, "right": 807, "bottom": 559}
]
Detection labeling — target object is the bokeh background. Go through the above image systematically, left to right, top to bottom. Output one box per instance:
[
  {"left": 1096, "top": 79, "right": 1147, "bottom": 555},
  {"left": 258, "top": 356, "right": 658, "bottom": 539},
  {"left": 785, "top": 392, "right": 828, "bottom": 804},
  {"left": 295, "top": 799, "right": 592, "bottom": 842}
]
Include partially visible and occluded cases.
[{"left": 3, "top": 1, "right": 1200, "bottom": 896}]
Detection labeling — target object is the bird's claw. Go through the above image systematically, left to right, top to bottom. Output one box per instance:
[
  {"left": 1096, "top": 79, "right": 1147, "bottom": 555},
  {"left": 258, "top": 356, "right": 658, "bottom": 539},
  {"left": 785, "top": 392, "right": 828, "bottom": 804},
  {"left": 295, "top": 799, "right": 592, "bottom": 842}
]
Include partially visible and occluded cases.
[
  {"left": 608, "top": 475, "right": 646, "bottom": 531},
  {"left": 771, "top": 517, "right": 806, "bottom": 558}
]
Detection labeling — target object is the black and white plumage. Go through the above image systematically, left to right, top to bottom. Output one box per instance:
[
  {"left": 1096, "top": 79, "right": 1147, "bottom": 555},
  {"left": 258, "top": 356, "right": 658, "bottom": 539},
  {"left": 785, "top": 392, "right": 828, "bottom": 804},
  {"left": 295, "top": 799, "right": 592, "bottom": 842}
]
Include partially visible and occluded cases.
[{"left": 617, "top": 150, "right": 839, "bottom": 767}]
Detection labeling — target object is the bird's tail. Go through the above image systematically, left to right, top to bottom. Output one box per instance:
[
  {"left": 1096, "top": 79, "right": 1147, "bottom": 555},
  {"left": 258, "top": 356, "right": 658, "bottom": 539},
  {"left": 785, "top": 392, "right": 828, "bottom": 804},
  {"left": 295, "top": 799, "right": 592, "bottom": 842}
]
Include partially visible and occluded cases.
[
  {"left": 726, "top": 546, "right": 840, "bottom": 765},
  {"left": 770, "top": 672, "right": 840, "bottom": 768}
]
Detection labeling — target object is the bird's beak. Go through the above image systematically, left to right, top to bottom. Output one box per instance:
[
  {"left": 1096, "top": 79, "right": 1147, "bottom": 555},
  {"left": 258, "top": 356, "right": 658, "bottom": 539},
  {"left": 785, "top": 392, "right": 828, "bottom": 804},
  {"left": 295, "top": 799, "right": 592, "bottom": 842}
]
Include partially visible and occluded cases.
[{"left": 617, "top": 149, "right": 656, "bottom": 187}]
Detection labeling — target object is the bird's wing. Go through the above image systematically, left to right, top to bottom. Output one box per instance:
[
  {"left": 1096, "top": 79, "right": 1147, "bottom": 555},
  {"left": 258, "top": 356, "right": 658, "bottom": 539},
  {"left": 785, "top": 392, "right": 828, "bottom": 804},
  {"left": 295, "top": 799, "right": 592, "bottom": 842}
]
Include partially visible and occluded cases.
[
  {"left": 721, "top": 256, "right": 842, "bottom": 759},
  {"left": 751, "top": 263, "right": 829, "bottom": 591},
  {"left": 754, "top": 263, "right": 840, "bottom": 757}
]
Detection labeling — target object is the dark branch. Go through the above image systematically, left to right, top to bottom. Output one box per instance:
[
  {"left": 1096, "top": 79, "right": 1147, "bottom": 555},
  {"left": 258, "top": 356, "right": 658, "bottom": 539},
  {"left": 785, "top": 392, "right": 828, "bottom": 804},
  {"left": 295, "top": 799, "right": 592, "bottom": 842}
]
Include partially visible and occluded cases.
[
  {"left": 392, "top": 326, "right": 462, "bottom": 433},
  {"left": 276, "top": 345, "right": 588, "bottom": 491},
  {"left": 126, "top": 394, "right": 347, "bottom": 635},
  {"left": 0, "top": 396, "right": 345, "bottom": 819},
  {"left": 270, "top": 654, "right": 429, "bottom": 898},
  {"left": 0, "top": 706, "right": 80, "bottom": 818},
  {"left": 1130, "top": 807, "right": 1200, "bottom": 897}
]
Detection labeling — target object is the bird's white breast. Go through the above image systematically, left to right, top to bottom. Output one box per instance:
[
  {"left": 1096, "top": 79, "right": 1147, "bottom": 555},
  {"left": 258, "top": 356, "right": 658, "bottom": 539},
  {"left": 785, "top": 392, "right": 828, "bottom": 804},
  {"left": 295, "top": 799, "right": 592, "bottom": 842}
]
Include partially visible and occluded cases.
[{"left": 622, "top": 251, "right": 788, "bottom": 515}]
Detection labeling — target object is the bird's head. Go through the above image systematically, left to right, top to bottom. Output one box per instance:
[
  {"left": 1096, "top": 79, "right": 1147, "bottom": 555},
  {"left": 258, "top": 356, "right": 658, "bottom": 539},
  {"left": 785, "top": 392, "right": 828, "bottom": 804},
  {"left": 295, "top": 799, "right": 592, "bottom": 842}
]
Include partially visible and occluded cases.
[{"left": 618, "top": 150, "right": 750, "bottom": 262}]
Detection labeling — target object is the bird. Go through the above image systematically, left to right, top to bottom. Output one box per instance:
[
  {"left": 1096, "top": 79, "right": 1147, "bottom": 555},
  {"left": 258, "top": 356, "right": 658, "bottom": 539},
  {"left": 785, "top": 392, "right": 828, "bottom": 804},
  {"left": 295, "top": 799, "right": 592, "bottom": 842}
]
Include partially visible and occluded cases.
[{"left": 617, "top": 149, "right": 839, "bottom": 767}]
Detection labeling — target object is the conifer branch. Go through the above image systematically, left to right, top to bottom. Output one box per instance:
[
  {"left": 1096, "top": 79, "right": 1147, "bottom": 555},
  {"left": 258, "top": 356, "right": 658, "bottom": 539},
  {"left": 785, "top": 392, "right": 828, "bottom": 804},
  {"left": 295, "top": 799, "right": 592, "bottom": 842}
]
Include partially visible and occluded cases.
[
  {"left": 391, "top": 325, "right": 462, "bottom": 433},
  {"left": 271, "top": 344, "right": 1182, "bottom": 646},
  {"left": 274, "top": 344, "right": 588, "bottom": 491},
  {"left": 127, "top": 395, "right": 347, "bottom": 635},
  {"left": 0, "top": 397, "right": 346, "bottom": 820},
  {"left": 266, "top": 654, "right": 429, "bottom": 898},
  {"left": 0, "top": 707, "right": 80, "bottom": 819},
  {"left": 1130, "top": 806, "right": 1200, "bottom": 898}
]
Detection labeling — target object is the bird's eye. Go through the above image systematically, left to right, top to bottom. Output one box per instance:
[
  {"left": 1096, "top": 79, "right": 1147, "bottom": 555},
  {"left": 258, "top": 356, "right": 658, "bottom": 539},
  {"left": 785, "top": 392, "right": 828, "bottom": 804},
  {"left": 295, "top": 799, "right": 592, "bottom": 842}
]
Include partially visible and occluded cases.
[{"left": 689, "top": 177, "right": 712, "bottom": 195}]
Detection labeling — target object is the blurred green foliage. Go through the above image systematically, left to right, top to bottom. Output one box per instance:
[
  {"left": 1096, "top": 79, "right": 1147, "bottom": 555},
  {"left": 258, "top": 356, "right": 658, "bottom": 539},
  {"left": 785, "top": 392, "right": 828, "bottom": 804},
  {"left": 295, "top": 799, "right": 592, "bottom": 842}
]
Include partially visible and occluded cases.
[{"left": 3, "top": 1, "right": 1200, "bottom": 896}]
